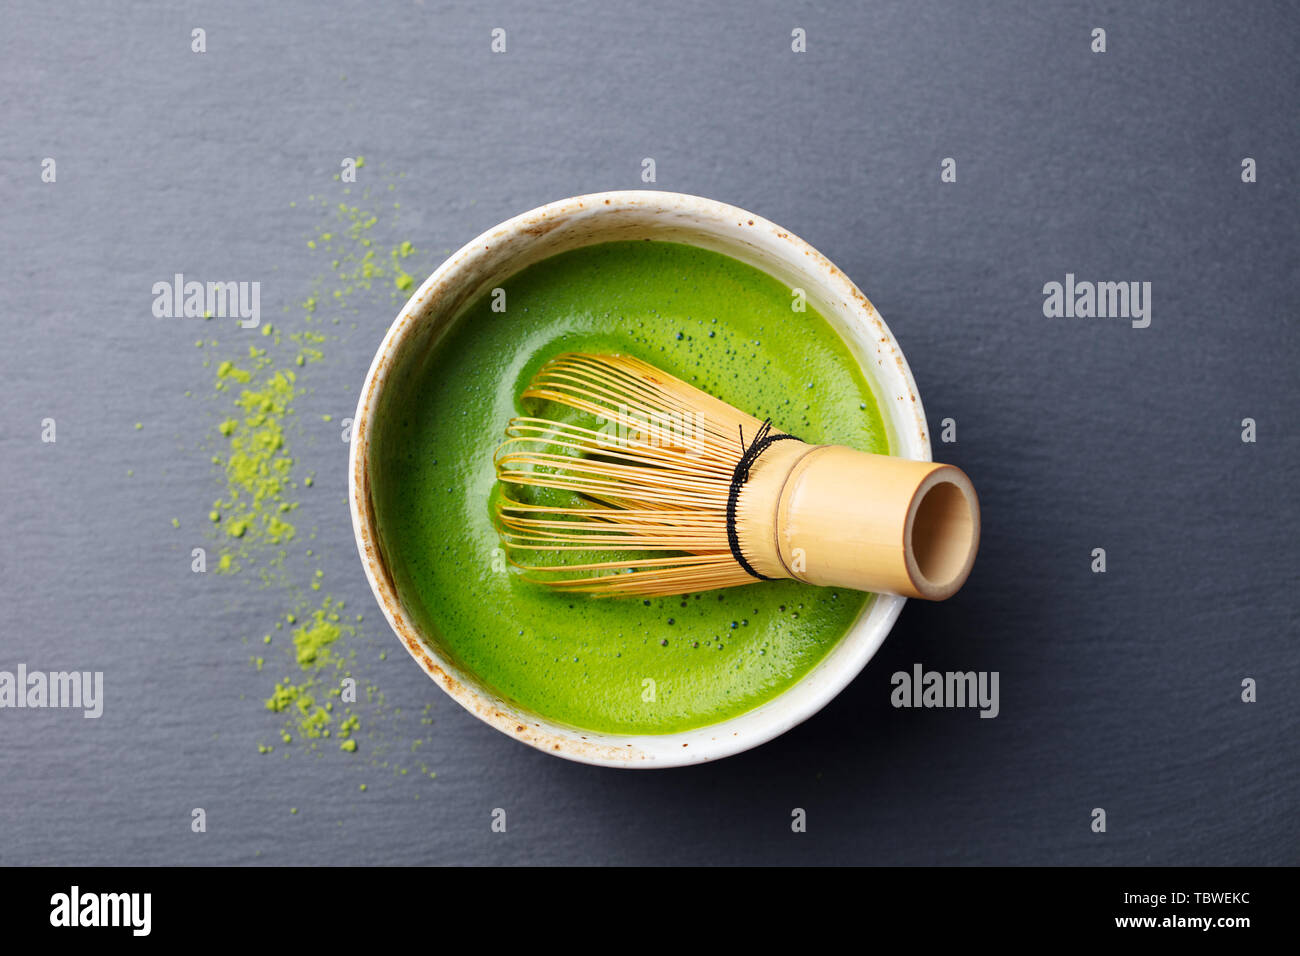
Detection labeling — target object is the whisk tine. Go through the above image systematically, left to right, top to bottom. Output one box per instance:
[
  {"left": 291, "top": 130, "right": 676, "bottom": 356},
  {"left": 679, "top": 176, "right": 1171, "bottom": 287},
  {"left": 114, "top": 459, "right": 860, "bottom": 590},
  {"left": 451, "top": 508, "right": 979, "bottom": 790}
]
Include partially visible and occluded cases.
[{"left": 493, "top": 352, "right": 781, "bottom": 595}]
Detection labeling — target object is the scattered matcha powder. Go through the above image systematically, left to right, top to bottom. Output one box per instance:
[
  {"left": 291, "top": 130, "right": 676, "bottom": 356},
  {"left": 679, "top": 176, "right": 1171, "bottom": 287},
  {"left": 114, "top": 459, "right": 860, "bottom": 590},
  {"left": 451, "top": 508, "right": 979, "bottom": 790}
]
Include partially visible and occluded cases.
[{"left": 195, "top": 177, "right": 441, "bottom": 795}]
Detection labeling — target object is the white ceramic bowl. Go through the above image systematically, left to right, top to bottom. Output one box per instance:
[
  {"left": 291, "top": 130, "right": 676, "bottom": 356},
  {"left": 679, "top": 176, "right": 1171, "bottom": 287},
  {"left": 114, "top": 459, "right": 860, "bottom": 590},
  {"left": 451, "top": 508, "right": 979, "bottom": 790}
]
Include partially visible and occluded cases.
[{"left": 349, "top": 190, "right": 931, "bottom": 767}]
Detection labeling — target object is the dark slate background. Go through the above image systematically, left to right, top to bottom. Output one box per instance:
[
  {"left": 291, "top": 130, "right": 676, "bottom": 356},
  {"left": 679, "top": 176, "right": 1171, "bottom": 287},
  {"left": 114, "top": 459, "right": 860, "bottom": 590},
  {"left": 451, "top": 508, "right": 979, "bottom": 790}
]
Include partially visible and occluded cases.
[{"left": 1, "top": 0, "right": 1296, "bottom": 865}]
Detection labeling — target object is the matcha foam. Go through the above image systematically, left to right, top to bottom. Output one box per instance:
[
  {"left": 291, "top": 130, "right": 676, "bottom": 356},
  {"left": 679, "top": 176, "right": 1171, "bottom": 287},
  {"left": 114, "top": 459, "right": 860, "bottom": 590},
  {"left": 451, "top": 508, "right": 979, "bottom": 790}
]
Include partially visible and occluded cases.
[{"left": 370, "top": 240, "right": 889, "bottom": 734}]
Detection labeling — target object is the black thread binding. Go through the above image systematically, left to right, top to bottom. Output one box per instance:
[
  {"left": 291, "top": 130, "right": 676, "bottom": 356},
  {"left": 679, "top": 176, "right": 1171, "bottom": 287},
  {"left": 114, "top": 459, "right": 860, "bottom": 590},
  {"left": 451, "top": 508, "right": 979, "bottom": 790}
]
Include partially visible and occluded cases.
[{"left": 726, "top": 419, "right": 801, "bottom": 580}]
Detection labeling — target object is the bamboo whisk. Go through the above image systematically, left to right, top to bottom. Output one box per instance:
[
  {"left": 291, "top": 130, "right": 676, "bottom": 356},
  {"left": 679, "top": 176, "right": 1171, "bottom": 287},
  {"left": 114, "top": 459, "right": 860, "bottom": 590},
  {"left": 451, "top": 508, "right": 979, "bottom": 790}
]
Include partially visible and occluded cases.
[{"left": 493, "top": 353, "right": 979, "bottom": 600}]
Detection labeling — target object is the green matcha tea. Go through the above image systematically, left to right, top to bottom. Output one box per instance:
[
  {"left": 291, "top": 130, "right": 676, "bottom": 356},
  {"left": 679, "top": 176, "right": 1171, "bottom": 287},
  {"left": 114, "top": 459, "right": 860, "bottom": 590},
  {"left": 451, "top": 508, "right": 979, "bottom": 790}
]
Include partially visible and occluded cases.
[{"left": 370, "top": 240, "right": 888, "bottom": 734}]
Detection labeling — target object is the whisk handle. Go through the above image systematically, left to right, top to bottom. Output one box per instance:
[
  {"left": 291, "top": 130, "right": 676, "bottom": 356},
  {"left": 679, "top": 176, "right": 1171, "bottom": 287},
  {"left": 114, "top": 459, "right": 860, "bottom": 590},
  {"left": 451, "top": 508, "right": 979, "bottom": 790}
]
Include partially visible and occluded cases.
[{"left": 773, "top": 447, "right": 980, "bottom": 601}]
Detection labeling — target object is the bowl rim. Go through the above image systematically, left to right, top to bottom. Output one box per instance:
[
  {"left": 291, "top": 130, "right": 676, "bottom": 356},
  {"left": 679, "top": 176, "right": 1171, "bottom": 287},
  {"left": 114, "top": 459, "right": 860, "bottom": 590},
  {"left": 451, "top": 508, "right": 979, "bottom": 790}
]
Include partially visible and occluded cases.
[{"left": 348, "top": 189, "right": 931, "bottom": 768}]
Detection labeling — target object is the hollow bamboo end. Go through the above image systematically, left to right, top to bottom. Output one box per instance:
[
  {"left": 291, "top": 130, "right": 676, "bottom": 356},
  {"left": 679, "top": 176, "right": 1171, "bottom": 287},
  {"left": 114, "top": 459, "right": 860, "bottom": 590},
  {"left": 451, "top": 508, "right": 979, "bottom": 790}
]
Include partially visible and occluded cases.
[{"left": 902, "top": 465, "right": 980, "bottom": 601}]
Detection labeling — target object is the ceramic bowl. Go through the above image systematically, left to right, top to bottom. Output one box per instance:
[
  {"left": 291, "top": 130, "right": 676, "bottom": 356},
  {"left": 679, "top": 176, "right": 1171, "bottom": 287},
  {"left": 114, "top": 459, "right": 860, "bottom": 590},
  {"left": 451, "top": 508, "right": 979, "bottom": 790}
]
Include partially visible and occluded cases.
[{"left": 349, "top": 190, "right": 931, "bottom": 767}]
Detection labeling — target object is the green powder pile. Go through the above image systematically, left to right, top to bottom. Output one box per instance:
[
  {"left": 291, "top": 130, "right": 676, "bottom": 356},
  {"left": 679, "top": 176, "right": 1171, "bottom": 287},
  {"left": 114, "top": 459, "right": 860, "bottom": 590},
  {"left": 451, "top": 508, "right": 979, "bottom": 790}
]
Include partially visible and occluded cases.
[
  {"left": 209, "top": 356, "right": 299, "bottom": 574},
  {"left": 263, "top": 596, "right": 363, "bottom": 750}
]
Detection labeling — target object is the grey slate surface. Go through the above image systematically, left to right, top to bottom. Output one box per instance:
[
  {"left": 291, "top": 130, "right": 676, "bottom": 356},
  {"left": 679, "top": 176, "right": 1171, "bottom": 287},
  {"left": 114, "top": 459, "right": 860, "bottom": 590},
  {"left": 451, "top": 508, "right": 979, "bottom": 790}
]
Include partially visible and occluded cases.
[{"left": 0, "top": 0, "right": 1296, "bottom": 865}]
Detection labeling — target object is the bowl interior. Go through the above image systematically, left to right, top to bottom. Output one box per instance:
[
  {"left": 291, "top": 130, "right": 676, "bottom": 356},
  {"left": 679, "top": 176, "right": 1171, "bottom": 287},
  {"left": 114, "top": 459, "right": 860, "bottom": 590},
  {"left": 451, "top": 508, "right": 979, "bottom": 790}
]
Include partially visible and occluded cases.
[{"left": 351, "top": 191, "right": 930, "bottom": 767}]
